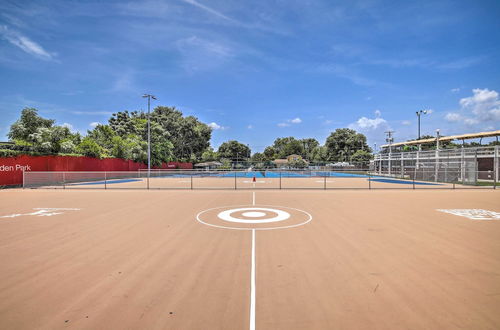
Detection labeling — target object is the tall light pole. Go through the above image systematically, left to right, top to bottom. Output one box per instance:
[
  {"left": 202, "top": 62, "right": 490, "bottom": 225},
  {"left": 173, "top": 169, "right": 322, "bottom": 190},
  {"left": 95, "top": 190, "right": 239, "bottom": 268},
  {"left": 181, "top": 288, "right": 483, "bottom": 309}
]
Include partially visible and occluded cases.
[
  {"left": 142, "top": 94, "right": 157, "bottom": 179},
  {"left": 416, "top": 110, "right": 428, "bottom": 140}
]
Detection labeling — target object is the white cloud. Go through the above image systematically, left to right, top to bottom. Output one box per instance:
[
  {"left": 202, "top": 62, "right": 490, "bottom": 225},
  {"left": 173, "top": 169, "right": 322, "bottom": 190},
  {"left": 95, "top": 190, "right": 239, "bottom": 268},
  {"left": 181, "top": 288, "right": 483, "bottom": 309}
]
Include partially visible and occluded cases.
[
  {"left": 0, "top": 25, "right": 54, "bottom": 60},
  {"left": 446, "top": 88, "right": 500, "bottom": 126},
  {"left": 451, "top": 88, "right": 460, "bottom": 93},
  {"left": 350, "top": 109, "right": 388, "bottom": 130},
  {"left": 444, "top": 113, "right": 462, "bottom": 122},
  {"left": 353, "top": 116, "right": 388, "bottom": 130},
  {"left": 277, "top": 117, "right": 302, "bottom": 127},
  {"left": 401, "top": 120, "right": 411, "bottom": 126},
  {"left": 89, "top": 122, "right": 100, "bottom": 128},
  {"left": 208, "top": 122, "right": 227, "bottom": 130},
  {"left": 247, "top": 124, "right": 253, "bottom": 129}
]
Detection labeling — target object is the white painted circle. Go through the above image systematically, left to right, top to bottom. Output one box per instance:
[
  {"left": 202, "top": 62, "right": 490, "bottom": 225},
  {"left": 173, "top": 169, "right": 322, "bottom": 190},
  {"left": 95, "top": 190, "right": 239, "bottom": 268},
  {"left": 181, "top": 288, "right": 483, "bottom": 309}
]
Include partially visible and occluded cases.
[
  {"left": 196, "top": 204, "right": 313, "bottom": 231},
  {"left": 218, "top": 207, "right": 290, "bottom": 223},
  {"left": 242, "top": 211, "right": 266, "bottom": 217}
]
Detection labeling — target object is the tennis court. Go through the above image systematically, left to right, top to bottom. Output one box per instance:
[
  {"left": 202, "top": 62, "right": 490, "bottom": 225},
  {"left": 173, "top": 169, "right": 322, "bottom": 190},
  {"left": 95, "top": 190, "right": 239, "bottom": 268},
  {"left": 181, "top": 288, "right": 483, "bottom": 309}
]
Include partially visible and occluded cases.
[{"left": 1, "top": 188, "right": 499, "bottom": 329}]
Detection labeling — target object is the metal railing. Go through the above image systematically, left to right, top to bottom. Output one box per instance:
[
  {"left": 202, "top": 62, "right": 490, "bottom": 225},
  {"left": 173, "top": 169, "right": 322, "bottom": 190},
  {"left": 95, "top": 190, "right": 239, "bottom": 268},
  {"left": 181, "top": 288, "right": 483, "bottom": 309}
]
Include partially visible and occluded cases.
[{"left": 23, "top": 169, "right": 498, "bottom": 190}]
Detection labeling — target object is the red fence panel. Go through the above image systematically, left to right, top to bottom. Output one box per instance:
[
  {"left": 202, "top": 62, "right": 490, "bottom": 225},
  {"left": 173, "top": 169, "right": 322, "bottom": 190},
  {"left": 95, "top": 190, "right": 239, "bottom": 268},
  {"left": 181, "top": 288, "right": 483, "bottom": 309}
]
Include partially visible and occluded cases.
[{"left": 0, "top": 155, "right": 191, "bottom": 186}]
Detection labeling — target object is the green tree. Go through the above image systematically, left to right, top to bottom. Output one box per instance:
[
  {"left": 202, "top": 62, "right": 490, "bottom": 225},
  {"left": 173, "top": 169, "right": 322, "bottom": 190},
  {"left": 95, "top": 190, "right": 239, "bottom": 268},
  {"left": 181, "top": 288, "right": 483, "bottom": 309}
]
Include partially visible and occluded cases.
[
  {"left": 8, "top": 108, "right": 55, "bottom": 141},
  {"left": 325, "top": 128, "right": 371, "bottom": 162},
  {"left": 77, "top": 137, "right": 105, "bottom": 158},
  {"left": 272, "top": 137, "right": 305, "bottom": 158},
  {"left": 300, "top": 138, "right": 320, "bottom": 160},
  {"left": 218, "top": 140, "right": 251, "bottom": 161},
  {"left": 263, "top": 146, "right": 277, "bottom": 160},
  {"left": 310, "top": 146, "right": 329, "bottom": 162},
  {"left": 201, "top": 148, "right": 219, "bottom": 162},
  {"left": 350, "top": 150, "right": 373, "bottom": 165},
  {"left": 251, "top": 152, "right": 266, "bottom": 162}
]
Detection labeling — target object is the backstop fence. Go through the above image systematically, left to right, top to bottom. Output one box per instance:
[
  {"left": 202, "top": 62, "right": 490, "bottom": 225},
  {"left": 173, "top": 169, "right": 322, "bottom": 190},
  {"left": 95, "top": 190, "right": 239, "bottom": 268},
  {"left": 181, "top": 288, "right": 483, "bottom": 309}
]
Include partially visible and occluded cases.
[{"left": 23, "top": 169, "right": 497, "bottom": 190}]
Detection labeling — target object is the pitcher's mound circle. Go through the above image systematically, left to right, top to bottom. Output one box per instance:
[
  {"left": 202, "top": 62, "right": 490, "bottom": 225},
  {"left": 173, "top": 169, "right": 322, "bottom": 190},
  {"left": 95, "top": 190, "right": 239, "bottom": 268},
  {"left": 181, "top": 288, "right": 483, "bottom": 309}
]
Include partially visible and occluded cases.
[{"left": 197, "top": 205, "right": 312, "bottom": 230}]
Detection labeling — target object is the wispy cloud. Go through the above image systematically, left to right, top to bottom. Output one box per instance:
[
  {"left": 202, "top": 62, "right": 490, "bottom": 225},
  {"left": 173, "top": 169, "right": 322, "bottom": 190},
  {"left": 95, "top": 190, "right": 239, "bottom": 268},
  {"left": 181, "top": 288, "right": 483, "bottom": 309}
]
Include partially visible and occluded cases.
[
  {"left": 181, "top": 0, "right": 238, "bottom": 24},
  {"left": 0, "top": 25, "right": 55, "bottom": 60}
]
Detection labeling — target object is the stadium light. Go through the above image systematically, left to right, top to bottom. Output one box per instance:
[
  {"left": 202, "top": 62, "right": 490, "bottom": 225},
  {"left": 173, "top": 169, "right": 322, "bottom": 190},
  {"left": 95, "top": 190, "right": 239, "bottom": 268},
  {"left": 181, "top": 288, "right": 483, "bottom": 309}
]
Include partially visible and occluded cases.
[
  {"left": 142, "top": 94, "right": 157, "bottom": 179},
  {"left": 416, "top": 110, "right": 428, "bottom": 140}
]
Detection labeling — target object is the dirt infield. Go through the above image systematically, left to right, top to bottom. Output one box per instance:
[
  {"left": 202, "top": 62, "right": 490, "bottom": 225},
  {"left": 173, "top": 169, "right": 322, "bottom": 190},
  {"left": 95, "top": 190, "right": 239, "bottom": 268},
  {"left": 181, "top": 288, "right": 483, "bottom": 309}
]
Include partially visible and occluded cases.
[{"left": 1, "top": 189, "right": 499, "bottom": 329}]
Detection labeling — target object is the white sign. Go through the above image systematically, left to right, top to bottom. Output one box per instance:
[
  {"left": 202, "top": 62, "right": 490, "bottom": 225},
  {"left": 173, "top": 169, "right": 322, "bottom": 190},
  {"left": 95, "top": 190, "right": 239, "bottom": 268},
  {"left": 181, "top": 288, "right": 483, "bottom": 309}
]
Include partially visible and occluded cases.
[
  {"left": 0, "top": 208, "right": 80, "bottom": 218},
  {"left": 437, "top": 209, "right": 500, "bottom": 220}
]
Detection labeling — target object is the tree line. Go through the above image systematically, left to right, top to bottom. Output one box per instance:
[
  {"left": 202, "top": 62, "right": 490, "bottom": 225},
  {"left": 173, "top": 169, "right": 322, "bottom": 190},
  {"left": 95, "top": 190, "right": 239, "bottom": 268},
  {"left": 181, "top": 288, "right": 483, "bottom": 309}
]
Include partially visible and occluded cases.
[{"left": 3, "top": 107, "right": 373, "bottom": 166}]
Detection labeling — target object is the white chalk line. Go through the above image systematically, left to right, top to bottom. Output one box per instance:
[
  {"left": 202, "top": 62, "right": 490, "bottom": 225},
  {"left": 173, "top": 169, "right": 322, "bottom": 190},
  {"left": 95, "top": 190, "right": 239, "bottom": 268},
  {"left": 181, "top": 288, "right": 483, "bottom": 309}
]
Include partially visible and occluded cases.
[
  {"left": 252, "top": 192, "right": 255, "bottom": 206},
  {"left": 250, "top": 229, "right": 256, "bottom": 330}
]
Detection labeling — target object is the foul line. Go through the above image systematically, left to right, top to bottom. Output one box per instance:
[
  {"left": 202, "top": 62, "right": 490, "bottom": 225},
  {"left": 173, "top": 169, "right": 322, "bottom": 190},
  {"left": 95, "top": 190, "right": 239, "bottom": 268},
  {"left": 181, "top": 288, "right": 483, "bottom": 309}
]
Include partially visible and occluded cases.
[
  {"left": 252, "top": 191, "right": 255, "bottom": 206},
  {"left": 250, "top": 229, "right": 256, "bottom": 330}
]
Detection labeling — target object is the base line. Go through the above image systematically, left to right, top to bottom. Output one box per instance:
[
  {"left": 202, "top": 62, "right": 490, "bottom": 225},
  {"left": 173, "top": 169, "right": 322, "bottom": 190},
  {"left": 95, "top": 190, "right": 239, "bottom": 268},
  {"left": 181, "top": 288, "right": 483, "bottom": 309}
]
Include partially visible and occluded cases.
[
  {"left": 252, "top": 192, "right": 256, "bottom": 206},
  {"left": 250, "top": 228, "right": 256, "bottom": 330}
]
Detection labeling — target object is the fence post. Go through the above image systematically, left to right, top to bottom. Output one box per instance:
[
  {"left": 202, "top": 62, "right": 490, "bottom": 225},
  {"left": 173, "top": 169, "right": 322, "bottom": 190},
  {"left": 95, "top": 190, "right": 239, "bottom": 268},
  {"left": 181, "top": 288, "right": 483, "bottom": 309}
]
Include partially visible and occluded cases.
[
  {"left": 494, "top": 146, "right": 498, "bottom": 190},
  {"left": 22, "top": 170, "right": 25, "bottom": 189},
  {"left": 147, "top": 171, "right": 150, "bottom": 190},
  {"left": 279, "top": 171, "right": 282, "bottom": 190},
  {"left": 63, "top": 172, "right": 66, "bottom": 190},
  {"left": 104, "top": 172, "right": 107, "bottom": 190},
  {"left": 234, "top": 172, "right": 237, "bottom": 190},
  {"left": 368, "top": 172, "right": 371, "bottom": 190},
  {"left": 191, "top": 174, "right": 193, "bottom": 190},
  {"left": 324, "top": 174, "right": 326, "bottom": 190},
  {"left": 413, "top": 176, "right": 415, "bottom": 190}
]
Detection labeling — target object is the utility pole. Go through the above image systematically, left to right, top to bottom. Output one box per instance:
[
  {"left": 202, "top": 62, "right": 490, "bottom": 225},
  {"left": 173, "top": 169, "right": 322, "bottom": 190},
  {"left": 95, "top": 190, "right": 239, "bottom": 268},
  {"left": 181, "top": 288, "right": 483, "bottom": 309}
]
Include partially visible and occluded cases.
[
  {"left": 142, "top": 94, "right": 157, "bottom": 181},
  {"left": 416, "top": 110, "right": 428, "bottom": 140},
  {"left": 385, "top": 131, "right": 394, "bottom": 176}
]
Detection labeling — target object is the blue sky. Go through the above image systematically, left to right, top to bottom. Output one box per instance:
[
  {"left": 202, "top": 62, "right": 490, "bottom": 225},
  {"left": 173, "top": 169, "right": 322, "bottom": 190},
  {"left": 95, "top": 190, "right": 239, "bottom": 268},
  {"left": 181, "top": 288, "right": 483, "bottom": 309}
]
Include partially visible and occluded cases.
[{"left": 1, "top": 0, "right": 499, "bottom": 152}]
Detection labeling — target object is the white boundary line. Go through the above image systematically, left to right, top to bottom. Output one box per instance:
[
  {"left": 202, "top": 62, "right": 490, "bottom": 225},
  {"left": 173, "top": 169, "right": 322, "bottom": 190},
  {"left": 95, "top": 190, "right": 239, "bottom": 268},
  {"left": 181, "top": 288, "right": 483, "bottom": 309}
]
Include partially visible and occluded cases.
[
  {"left": 252, "top": 192, "right": 255, "bottom": 206},
  {"left": 250, "top": 229, "right": 256, "bottom": 330}
]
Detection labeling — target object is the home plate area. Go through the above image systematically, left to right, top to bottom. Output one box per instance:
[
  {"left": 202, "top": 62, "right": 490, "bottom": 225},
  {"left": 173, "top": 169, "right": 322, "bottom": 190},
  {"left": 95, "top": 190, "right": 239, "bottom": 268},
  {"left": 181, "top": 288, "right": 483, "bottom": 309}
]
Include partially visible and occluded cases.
[{"left": 197, "top": 205, "right": 312, "bottom": 230}]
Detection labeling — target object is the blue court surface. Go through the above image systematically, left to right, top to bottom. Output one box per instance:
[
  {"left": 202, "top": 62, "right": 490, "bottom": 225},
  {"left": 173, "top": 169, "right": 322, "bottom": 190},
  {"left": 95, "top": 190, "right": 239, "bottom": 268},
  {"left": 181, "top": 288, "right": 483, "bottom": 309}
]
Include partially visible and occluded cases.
[
  {"left": 219, "top": 171, "right": 368, "bottom": 178},
  {"left": 69, "top": 178, "right": 142, "bottom": 185},
  {"left": 369, "top": 178, "right": 441, "bottom": 185}
]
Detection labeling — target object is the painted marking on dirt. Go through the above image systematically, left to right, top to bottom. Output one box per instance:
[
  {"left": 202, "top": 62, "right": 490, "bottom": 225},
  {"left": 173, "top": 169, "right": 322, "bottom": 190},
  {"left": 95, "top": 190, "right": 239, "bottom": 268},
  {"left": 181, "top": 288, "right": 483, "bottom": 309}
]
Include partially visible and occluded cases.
[
  {"left": 243, "top": 180, "right": 266, "bottom": 183},
  {"left": 315, "top": 180, "right": 334, "bottom": 183},
  {"left": 252, "top": 192, "right": 255, "bottom": 206},
  {"left": 196, "top": 205, "right": 312, "bottom": 231},
  {"left": 218, "top": 207, "right": 290, "bottom": 224},
  {"left": 0, "top": 208, "right": 81, "bottom": 219},
  {"left": 437, "top": 209, "right": 500, "bottom": 220},
  {"left": 243, "top": 211, "right": 266, "bottom": 217},
  {"left": 250, "top": 229, "right": 256, "bottom": 330}
]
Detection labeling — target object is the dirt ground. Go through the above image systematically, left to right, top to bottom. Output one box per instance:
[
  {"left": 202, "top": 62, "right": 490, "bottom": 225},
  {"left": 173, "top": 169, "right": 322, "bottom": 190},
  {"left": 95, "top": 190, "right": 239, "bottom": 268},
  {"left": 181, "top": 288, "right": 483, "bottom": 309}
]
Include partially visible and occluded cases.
[{"left": 0, "top": 188, "right": 499, "bottom": 329}]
